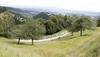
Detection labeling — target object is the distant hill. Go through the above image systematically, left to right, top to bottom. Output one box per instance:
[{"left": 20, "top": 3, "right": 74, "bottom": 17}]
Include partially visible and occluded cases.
[
  {"left": 0, "top": 6, "right": 38, "bottom": 18},
  {"left": 0, "top": 6, "right": 27, "bottom": 25},
  {"left": 1, "top": 6, "right": 100, "bottom": 19},
  {"left": 21, "top": 6, "right": 100, "bottom": 19},
  {"left": 0, "top": 7, "right": 7, "bottom": 13},
  {"left": 33, "top": 12, "right": 54, "bottom": 19}
]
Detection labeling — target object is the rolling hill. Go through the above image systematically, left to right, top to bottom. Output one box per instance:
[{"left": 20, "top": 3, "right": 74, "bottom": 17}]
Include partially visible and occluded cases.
[
  {"left": 0, "top": 6, "right": 38, "bottom": 18},
  {"left": 0, "top": 6, "right": 7, "bottom": 13},
  {"left": 1, "top": 6, "right": 100, "bottom": 19},
  {"left": 21, "top": 6, "right": 100, "bottom": 19},
  {"left": 33, "top": 12, "right": 54, "bottom": 19},
  {"left": 0, "top": 27, "right": 100, "bottom": 57}
]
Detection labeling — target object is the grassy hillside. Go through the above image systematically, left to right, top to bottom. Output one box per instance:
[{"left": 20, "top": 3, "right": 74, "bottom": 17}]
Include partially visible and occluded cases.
[
  {"left": 2, "top": 6, "right": 38, "bottom": 18},
  {"left": 0, "top": 27, "right": 100, "bottom": 57}
]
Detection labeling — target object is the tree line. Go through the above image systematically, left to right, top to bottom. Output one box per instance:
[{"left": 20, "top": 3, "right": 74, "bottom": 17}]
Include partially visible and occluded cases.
[
  {"left": 0, "top": 7, "right": 7, "bottom": 13},
  {"left": 0, "top": 10, "right": 99, "bottom": 45}
]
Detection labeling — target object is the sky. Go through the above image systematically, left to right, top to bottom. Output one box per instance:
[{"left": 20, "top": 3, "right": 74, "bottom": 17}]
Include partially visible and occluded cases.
[{"left": 0, "top": 0, "right": 100, "bottom": 12}]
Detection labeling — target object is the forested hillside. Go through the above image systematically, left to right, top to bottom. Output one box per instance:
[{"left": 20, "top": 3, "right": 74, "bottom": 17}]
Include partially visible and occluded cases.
[
  {"left": 2, "top": 6, "right": 38, "bottom": 18},
  {"left": 0, "top": 7, "right": 7, "bottom": 13},
  {"left": 33, "top": 12, "right": 54, "bottom": 19}
]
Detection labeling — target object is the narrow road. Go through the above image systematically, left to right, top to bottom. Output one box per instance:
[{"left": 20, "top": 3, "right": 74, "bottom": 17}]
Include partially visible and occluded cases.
[{"left": 15, "top": 31, "right": 69, "bottom": 42}]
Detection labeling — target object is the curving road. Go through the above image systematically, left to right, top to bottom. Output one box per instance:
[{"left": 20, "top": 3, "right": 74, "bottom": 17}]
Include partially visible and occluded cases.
[{"left": 15, "top": 31, "right": 69, "bottom": 42}]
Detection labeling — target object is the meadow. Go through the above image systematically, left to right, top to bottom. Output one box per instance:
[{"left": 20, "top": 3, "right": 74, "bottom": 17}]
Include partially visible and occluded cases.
[{"left": 0, "top": 27, "right": 100, "bottom": 57}]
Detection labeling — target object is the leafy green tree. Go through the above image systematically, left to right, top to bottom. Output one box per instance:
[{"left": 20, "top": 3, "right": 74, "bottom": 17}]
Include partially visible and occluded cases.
[
  {"left": 0, "top": 11, "right": 15, "bottom": 37},
  {"left": 49, "top": 14, "right": 64, "bottom": 32},
  {"left": 69, "top": 14, "right": 79, "bottom": 36},
  {"left": 72, "top": 14, "right": 79, "bottom": 20},
  {"left": 63, "top": 15, "right": 68, "bottom": 28},
  {"left": 64, "top": 15, "right": 78, "bottom": 36},
  {"left": 75, "top": 15, "right": 93, "bottom": 36},
  {"left": 97, "top": 16, "right": 100, "bottom": 27},
  {"left": 36, "top": 18, "right": 45, "bottom": 26},
  {"left": 10, "top": 19, "right": 46, "bottom": 45},
  {"left": 24, "top": 19, "right": 46, "bottom": 45},
  {"left": 0, "top": 20, "right": 4, "bottom": 36},
  {"left": 44, "top": 20, "right": 56, "bottom": 34},
  {"left": 10, "top": 25, "right": 25, "bottom": 44}
]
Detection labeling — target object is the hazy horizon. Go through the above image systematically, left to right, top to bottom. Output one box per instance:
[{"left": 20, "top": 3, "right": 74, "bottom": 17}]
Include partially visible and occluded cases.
[{"left": 0, "top": 0, "right": 100, "bottom": 12}]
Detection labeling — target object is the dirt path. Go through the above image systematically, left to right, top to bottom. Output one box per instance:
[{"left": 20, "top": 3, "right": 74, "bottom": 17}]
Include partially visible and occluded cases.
[{"left": 15, "top": 31, "right": 69, "bottom": 42}]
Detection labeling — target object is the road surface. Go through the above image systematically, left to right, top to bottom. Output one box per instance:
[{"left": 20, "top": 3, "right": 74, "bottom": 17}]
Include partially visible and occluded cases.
[{"left": 15, "top": 31, "right": 69, "bottom": 42}]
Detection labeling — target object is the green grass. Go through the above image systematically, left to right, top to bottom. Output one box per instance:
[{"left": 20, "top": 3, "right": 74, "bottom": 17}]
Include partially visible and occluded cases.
[{"left": 0, "top": 27, "right": 100, "bottom": 57}]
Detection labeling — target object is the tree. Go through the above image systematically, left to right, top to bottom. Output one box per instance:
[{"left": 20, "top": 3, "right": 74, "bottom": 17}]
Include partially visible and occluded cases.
[
  {"left": 0, "top": 11, "right": 15, "bottom": 37},
  {"left": 49, "top": 14, "right": 64, "bottom": 32},
  {"left": 63, "top": 15, "right": 68, "bottom": 28},
  {"left": 64, "top": 15, "right": 78, "bottom": 36},
  {"left": 75, "top": 15, "right": 93, "bottom": 36},
  {"left": 97, "top": 16, "right": 100, "bottom": 27},
  {"left": 36, "top": 18, "right": 45, "bottom": 26},
  {"left": 10, "top": 19, "right": 46, "bottom": 45},
  {"left": 24, "top": 19, "right": 46, "bottom": 45},
  {"left": 0, "top": 20, "right": 4, "bottom": 36},
  {"left": 44, "top": 20, "right": 56, "bottom": 34},
  {"left": 10, "top": 25, "right": 25, "bottom": 44}
]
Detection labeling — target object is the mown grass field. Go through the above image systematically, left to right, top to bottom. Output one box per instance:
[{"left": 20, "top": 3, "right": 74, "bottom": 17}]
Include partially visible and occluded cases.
[{"left": 0, "top": 27, "right": 100, "bottom": 57}]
